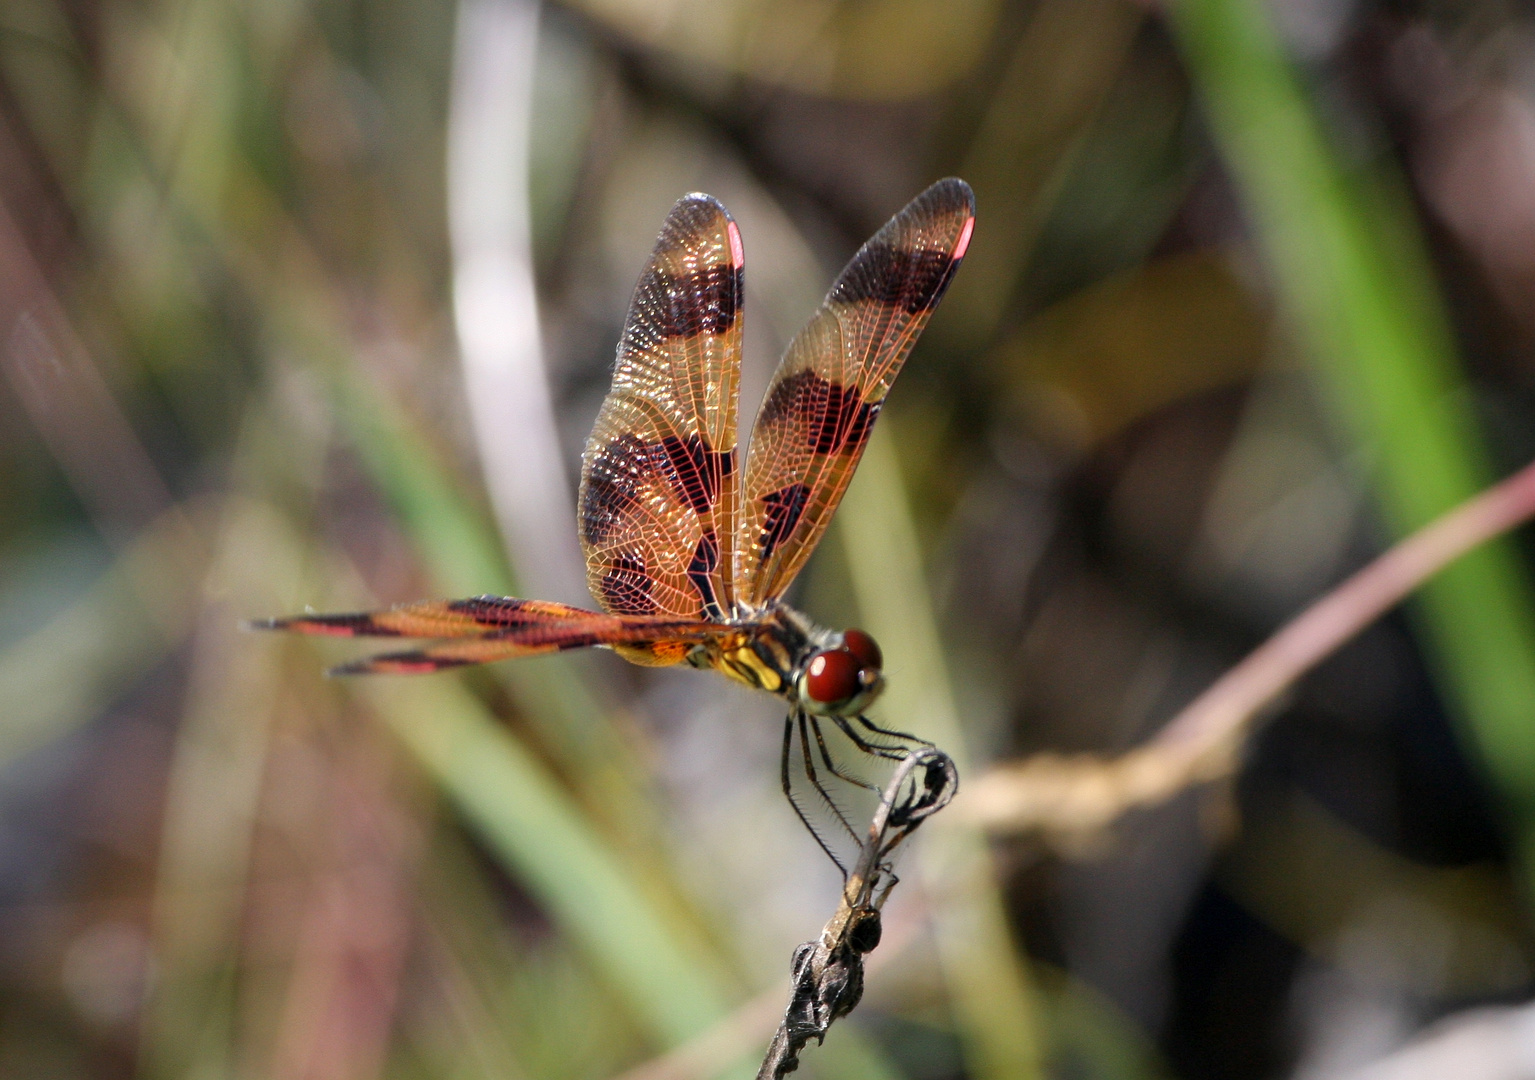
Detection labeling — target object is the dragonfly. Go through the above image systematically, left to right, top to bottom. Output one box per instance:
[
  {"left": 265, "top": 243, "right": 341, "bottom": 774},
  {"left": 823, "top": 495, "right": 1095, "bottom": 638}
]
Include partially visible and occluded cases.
[{"left": 256, "top": 177, "right": 974, "bottom": 872}]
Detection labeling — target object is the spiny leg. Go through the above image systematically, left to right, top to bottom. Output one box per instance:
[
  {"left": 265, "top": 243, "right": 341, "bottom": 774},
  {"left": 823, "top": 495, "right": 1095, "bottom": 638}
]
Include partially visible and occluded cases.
[
  {"left": 799, "top": 712, "right": 862, "bottom": 849},
  {"left": 806, "top": 713, "right": 881, "bottom": 795},
  {"left": 781, "top": 714, "right": 846, "bottom": 876},
  {"left": 855, "top": 714, "right": 933, "bottom": 750},
  {"left": 831, "top": 715, "right": 913, "bottom": 762},
  {"left": 816, "top": 720, "right": 917, "bottom": 877}
]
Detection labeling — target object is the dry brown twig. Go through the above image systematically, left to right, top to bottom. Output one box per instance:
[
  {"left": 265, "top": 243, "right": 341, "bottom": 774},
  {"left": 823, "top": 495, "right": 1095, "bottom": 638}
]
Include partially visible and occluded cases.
[
  {"left": 960, "top": 455, "right": 1535, "bottom": 840},
  {"left": 757, "top": 747, "right": 959, "bottom": 1080},
  {"left": 610, "top": 900, "right": 925, "bottom": 1080}
]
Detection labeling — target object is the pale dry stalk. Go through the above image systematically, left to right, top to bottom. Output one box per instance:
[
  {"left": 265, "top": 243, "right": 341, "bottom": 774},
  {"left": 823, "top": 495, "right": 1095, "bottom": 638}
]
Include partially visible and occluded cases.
[{"left": 962, "top": 455, "right": 1535, "bottom": 838}]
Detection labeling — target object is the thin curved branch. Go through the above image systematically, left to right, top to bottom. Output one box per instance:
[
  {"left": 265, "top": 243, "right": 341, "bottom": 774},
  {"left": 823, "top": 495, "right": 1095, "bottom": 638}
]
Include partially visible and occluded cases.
[
  {"left": 962, "top": 455, "right": 1535, "bottom": 837},
  {"left": 758, "top": 747, "right": 959, "bottom": 1080}
]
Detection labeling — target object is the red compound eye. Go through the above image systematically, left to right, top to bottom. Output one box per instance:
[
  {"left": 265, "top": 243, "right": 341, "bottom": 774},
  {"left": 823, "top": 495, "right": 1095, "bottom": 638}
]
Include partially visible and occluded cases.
[
  {"left": 842, "top": 629, "right": 882, "bottom": 672},
  {"left": 805, "top": 649, "right": 860, "bottom": 704}
]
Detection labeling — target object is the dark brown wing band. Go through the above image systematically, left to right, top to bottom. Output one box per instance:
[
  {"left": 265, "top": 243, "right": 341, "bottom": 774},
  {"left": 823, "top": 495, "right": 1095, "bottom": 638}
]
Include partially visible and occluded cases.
[{"left": 736, "top": 178, "right": 974, "bottom": 604}]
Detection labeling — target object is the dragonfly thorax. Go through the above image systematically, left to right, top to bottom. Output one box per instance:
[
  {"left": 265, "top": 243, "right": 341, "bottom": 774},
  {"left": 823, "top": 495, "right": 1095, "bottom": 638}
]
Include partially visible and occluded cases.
[{"left": 689, "top": 605, "right": 885, "bottom": 717}]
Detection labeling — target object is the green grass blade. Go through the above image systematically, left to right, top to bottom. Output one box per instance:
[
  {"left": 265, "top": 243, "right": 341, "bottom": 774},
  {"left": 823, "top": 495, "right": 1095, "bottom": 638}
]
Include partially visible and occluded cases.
[
  {"left": 1170, "top": 0, "right": 1535, "bottom": 865},
  {"left": 839, "top": 425, "right": 1046, "bottom": 1080},
  {"left": 356, "top": 673, "right": 732, "bottom": 1045}
]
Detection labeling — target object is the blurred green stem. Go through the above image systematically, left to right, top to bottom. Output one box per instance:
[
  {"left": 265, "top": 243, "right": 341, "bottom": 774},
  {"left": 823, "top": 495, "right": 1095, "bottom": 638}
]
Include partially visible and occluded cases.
[
  {"left": 1170, "top": 0, "right": 1535, "bottom": 875},
  {"left": 839, "top": 425, "right": 1045, "bottom": 1080},
  {"left": 140, "top": 498, "right": 298, "bottom": 1080},
  {"left": 357, "top": 673, "right": 734, "bottom": 1046}
]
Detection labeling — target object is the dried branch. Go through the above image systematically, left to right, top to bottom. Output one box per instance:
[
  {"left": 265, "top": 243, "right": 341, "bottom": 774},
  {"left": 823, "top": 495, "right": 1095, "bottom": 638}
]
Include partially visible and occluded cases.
[
  {"left": 961, "top": 455, "right": 1535, "bottom": 840},
  {"left": 757, "top": 747, "right": 959, "bottom": 1080},
  {"left": 609, "top": 909, "right": 925, "bottom": 1080}
]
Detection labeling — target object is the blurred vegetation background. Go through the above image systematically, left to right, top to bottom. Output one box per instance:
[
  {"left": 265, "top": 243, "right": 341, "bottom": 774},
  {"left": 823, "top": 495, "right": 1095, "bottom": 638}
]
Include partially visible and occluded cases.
[{"left": 6, "top": 0, "right": 1535, "bottom": 1077}]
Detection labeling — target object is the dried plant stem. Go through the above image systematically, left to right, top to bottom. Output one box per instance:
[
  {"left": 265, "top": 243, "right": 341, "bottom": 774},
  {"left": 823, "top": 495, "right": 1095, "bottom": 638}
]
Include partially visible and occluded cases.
[
  {"left": 963, "top": 455, "right": 1535, "bottom": 836},
  {"left": 757, "top": 747, "right": 959, "bottom": 1080}
]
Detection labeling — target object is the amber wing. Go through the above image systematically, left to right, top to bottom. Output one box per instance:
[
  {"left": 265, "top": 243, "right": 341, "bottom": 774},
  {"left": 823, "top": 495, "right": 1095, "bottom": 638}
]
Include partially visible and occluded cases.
[
  {"left": 734, "top": 178, "right": 974, "bottom": 605},
  {"left": 578, "top": 194, "right": 744, "bottom": 627},
  {"left": 253, "top": 597, "right": 727, "bottom": 674}
]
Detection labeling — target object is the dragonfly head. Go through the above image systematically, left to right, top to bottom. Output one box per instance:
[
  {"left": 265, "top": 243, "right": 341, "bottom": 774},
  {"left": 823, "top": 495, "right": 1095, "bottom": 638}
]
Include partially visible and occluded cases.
[{"left": 797, "top": 628, "right": 885, "bottom": 716}]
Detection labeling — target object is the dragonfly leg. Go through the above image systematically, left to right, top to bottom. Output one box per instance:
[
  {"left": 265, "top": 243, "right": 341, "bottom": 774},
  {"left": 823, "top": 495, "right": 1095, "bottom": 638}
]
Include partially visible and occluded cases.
[
  {"left": 781, "top": 712, "right": 847, "bottom": 876},
  {"left": 799, "top": 713, "right": 862, "bottom": 848},
  {"left": 806, "top": 713, "right": 881, "bottom": 794},
  {"left": 853, "top": 714, "right": 933, "bottom": 751},
  {"left": 832, "top": 715, "right": 914, "bottom": 761}
]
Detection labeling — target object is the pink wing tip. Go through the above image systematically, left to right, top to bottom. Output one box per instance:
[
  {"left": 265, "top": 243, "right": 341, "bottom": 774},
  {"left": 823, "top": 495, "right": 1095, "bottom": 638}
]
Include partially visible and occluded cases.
[
  {"left": 953, "top": 217, "right": 975, "bottom": 260},
  {"left": 727, "top": 220, "right": 744, "bottom": 268}
]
